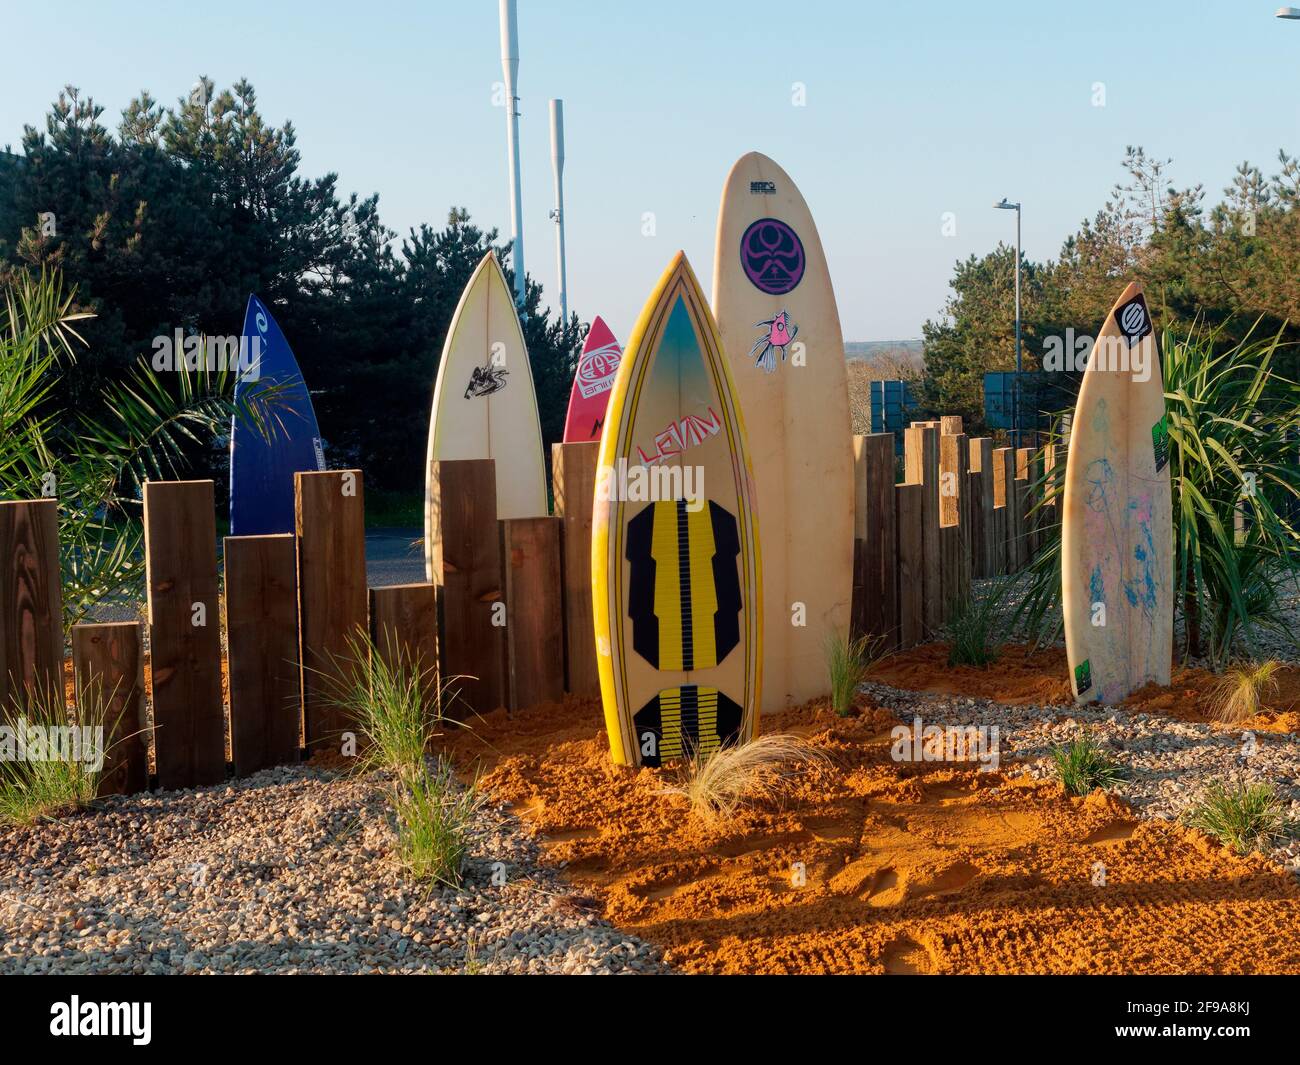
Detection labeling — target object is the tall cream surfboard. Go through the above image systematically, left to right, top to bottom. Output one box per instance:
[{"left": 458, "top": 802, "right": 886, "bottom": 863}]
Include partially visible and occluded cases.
[
  {"left": 712, "top": 152, "right": 854, "bottom": 713},
  {"left": 424, "top": 251, "right": 547, "bottom": 579},
  {"left": 592, "top": 252, "right": 762, "bottom": 768},
  {"left": 1062, "top": 282, "right": 1173, "bottom": 704}
]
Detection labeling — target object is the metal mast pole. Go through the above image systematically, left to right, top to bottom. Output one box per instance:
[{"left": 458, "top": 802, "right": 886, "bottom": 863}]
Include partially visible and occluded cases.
[
  {"left": 499, "top": 0, "right": 526, "bottom": 307},
  {"left": 549, "top": 99, "right": 568, "bottom": 323}
]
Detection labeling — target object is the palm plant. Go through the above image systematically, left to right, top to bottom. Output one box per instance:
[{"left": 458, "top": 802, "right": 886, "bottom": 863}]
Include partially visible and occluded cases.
[
  {"left": 1, "top": 267, "right": 280, "bottom": 629},
  {"left": 1166, "top": 320, "right": 1300, "bottom": 664},
  {"left": 1015, "top": 321, "right": 1300, "bottom": 669}
]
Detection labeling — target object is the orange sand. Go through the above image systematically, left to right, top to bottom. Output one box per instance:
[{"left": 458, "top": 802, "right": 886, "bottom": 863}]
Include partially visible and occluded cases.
[
  {"left": 872, "top": 643, "right": 1300, "bottom": 734},
  {"left": 441, "top": 696, "right": 1300, "bottom": 975}
]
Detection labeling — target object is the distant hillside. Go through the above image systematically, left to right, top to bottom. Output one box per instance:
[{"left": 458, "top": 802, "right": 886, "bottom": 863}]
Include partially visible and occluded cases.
[{"left": 845, "top": 339, "right": 924, "bottom": 365}]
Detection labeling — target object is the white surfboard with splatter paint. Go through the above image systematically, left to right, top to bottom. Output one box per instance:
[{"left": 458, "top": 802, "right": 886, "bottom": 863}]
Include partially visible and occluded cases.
[{"left": 1061, "top": 282, "right": 1173, "bottom": 704}]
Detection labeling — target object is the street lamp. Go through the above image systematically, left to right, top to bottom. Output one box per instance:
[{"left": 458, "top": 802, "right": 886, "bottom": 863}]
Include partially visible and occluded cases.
[
  {"left": 1276, "top": 7, "right": 1300, "bottom": 18},
  {"left": 994, "top": 198, "right": 1023, "bottom": 445}
]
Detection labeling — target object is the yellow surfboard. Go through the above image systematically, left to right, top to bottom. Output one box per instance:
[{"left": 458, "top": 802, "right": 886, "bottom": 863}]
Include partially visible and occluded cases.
[
  {"left": 712, "top": 152, "right": 854, "bottom": 713},
  {"left": 424, "top": 251, "right": 548, "bottom": 580},
  {"left": 592, "top": 252, "right": 762, "bottom": 767},
  {"left": 1062, "top": 282, "right": 1173, "bottom": 703}
]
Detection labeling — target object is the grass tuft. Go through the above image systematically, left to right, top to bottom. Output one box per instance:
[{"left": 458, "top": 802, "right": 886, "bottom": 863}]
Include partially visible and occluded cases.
[
  {"left": 946, "top": 576, "right": 1009, "bottom": 668},
  {"left": 826, "top": 629, "right": 883, "bottom": 716},
  {"left": 322, "top": 631, "right": 452, "bottom": 783},
  {"left": 322, "top": 632, "right": 479, "bottom": 886},
  {"left": 1206, "top": 659, "right": 1283, "bottom": 724},
  {"left": 0, "top": 682, "right": 108, "bottom": 826},
  {"left": 1051, "top": 733, "right": 1125, "bottom": 797},
  {"left": 665, "top": 734, "right": 823, "bottom": 824},
  {"left": 391, "top": 757, "right": 482, "bottom": 887},
  {"left": 1184, "top": 776, "right": 1289, "bottom": 856}
]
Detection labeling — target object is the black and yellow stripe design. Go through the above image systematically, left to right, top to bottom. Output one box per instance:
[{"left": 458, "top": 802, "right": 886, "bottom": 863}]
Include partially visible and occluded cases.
[
  {"left": 625, "top": 498, "right": 742, "bottom": 671},
  {"left": 632, "top": 684, "right": 742, "bottom": 767}
]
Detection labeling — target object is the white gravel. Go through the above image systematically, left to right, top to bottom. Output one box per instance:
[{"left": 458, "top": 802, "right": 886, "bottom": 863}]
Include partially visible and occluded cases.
[{"left": 0, "top": 764, "right": 669, "bottom": 975}]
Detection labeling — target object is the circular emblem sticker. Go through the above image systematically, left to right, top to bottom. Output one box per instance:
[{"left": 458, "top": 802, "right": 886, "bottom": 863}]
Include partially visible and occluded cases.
[{"left": 740, "top": 218, "right": 806, "bottom": 295}]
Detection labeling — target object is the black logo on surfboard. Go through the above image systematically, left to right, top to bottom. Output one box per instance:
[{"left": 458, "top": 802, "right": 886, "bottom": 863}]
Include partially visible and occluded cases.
[
  {"left": 1116, "top": 295, "right": 1152, "bottom": 346},
  {"left": 465, "top": 362, "right": 508, "bottom": 399}
]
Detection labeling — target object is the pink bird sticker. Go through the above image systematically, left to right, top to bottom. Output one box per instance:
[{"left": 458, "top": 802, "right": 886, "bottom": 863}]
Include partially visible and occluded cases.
[{"left": 749, "top": 311, "right": 799, "bottom": 373}]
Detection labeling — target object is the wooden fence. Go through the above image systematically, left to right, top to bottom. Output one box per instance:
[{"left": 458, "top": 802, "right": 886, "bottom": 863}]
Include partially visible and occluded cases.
[
  {"left": 850, "top": 417, "right": 1054, "bottom": 651},
  {"left": 0, "top": 418, "right": 1052, "bottom": 796}
]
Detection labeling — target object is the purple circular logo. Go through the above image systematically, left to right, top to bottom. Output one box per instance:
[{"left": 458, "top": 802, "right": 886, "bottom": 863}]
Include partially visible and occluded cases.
[{"left": 740, "top": 218, "right": 805, "bottom": 295}]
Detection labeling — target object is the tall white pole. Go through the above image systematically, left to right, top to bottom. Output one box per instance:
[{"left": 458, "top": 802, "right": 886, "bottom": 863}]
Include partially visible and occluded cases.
[
  {"left": 499, "top": 0, "right": 526, "bottom": 307},
  {"left": 549, "top": 99, "right": 568, "bottom": 323}
]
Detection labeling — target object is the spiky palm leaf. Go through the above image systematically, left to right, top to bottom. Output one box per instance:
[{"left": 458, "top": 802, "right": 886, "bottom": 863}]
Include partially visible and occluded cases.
[{"left": 1, "top": 268, "right": 287, "bottom": 630}]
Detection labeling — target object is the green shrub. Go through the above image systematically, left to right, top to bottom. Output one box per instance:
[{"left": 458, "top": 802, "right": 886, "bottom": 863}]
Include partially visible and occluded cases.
[
  {"left": 946, "top": 576, "right": 1010, "bottom": 668},
  {"left": 1051, "top": 734, "right": 1125, "bottom": 796},
  {"left": 1184, "top": 776, "right": 1289, "bottom": 856}
]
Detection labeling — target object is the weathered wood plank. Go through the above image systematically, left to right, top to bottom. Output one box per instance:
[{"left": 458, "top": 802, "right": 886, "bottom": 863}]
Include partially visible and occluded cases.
[
  {"left": 905, "top": 424, "right": 942, "bottom": 635},
  {"left": 939, "top": 433, "right": 970, "bottom": 616},
  {"left": 854, "top": 434, "right": 898, "bottom": 648},
  {"left": 969, "top": 438, "right": 995, "bottom": 578},
  {"left": 552, "top": 442, "right": 600, "bottom": 697},
  {"left": 992, "top": 447, "right": 1013, "bottom": 576},
  {"left": 428, "top": 459, "right": 504, "bottom": 716},
  {"left": 296, "top": 470, "right": 368, "bottom": 750},
  {"left": 144, "top": 480, "right": 225, "bottom": 789},
  {"left": 895, "top": 483, "right": 924, "bottom": 649},
  {"left": 0, "top": 499, "right": 63, "bottom": 713},
  {"left": 500, "top": 517, "right": 564, "bottom": 711},
  {"left": 225, "top": 534, "right": 301, "bottom": 776},
  {"left": 370, "top": 582, "right": 439, "bottom": 691},
  {"left": 72, "top": 621, "right": 147, "bottom": 796}
]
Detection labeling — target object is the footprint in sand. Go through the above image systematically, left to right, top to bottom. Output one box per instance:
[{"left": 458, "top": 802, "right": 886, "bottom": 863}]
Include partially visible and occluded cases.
[
  {"left": 1082, "top": 821, "right": 1138, "bottom": 845},
  {"left": 543, "top": 826, "right": 601, "bottom": 844},
  {"left": 912, "top": 860, "right": 979, "bottom": 900},
  {"left": 866, "top": 867, "right": 904, "bottom": 907},
  {"left": 881, "top": 935, "right": 936, "bottom": 975}
]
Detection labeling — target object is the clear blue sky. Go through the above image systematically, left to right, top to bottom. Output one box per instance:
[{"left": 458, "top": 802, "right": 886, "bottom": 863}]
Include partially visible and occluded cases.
[{"left": 2, "top": 0, "right": 1298, "bottom": 341}]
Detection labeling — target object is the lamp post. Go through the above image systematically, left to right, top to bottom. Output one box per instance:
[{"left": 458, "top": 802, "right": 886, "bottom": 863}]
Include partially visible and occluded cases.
[
  {"left": 1276, "top": 7, "right": 1300, "bottom": 18},
  {"left": 994, "top": 198, "right": 1022, "bottom": 446}
]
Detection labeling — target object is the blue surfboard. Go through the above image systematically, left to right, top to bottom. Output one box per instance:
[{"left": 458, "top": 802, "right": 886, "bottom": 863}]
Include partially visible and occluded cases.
[{"left": 229, "top": 295, "right": 326, "bottom": 535}]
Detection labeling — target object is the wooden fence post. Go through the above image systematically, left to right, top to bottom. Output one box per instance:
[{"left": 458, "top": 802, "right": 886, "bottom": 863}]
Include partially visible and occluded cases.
[
  {"left": 940, "top": 415, "right": 964, "bottom": 436},
  {"left": 905, "top": 424, "right": 941, "bottom": 635},
  {"left": 940, "top": 432, "right": 970, "bottom": 615},
  {"left": 853, "top": 434, "right": 898, "bottom": 648},
  {"left": 969, "top": 438, "right": 995, "bottom": 579},
  {"left": 552, "top": 442, "right": 600, "bottom": 697},
  {"left": 992, "top": 447, "right": 1013, "bottom": 575},
  {"left": 1015, "top": 447, "right": 1033, "bottom": 569},
  {"left": 428, "top": 459, "right": 505, "bottom": 716},
  {"left": 296, "top": 470, "right": 368, "bottom": 751},
  {"left": 144, "top": 480, "right": 225, "bottom": 789},
  {"left": 895, "top": 483, "right": 923, "bottom": 649},
  {"left": 0, "top": 499, "right": 63, "bottom": 713},
  {"left": 500, "top": 517, "right": 564, "bottom": 710},
  {"left": 225, "top": 533, "right": 301, "bottom": 775},
  {"left": 369, "top": 583, "right": 439, "bottom": 698},
  {"left": 72, "top": 621, "right": 147, "bottom": 795}
]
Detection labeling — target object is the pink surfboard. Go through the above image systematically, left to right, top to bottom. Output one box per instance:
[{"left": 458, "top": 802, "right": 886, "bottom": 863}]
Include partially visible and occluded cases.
[{"left": 562, "top": 316, "right": 623, "bottom": 442}]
